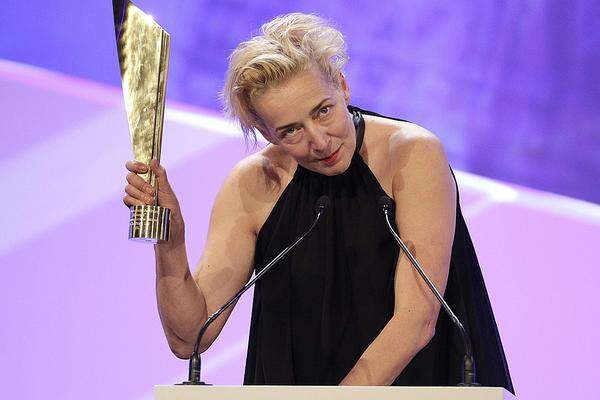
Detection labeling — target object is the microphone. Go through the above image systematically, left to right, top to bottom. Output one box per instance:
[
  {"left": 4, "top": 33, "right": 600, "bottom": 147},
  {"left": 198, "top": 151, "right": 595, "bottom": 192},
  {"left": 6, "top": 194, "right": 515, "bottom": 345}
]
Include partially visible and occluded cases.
[
  {"left": 181, "top": 195, "right": 331, "bottom": 385},
  {"left": 378, "top": 195, "right": 479, "bottom": 386}
]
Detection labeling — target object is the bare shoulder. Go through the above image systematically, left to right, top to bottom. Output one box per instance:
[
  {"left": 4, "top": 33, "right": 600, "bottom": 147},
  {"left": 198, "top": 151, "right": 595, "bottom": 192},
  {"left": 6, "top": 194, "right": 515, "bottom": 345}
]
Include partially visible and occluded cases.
[
  {"left": 363, "top": 115, "right": 452, "bottom": 195},
  {"left": 384, "top": 121, "right": 455, "bottom": 204},
  {"left": 389, "top": 122, "right": 447, "bottom": 167},
  {"left": 216, "top": 144, "right": 294, "bottom": 234},
  {"left": 230, "top": 144, "right": 293, "bottom": 200}
]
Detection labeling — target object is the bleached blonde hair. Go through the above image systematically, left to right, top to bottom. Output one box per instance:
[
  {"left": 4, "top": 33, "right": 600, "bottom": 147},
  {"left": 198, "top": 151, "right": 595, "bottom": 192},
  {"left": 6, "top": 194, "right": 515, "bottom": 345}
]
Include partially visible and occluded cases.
[{"left": 222, "top": 13, "right": 348, "bottom": 142}]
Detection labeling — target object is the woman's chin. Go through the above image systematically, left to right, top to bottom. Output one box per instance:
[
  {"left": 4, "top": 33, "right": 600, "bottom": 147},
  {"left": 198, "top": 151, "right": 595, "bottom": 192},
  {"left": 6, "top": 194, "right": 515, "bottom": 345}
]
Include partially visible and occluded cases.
[{"left": 306, "top": 153, "right": 352, "bottom": 176}]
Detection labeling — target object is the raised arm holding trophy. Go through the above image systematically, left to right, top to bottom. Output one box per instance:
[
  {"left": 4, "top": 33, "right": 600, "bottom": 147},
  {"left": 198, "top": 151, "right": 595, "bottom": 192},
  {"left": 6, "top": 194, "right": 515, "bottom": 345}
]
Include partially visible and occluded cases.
[{"left": 117, "top": 2, "right": 514, "bottom": 394}]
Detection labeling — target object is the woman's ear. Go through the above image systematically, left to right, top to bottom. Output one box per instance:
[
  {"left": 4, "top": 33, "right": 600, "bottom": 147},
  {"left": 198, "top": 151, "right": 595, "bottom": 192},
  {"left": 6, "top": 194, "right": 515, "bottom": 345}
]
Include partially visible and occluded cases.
[{"left": 338, "top": 72, "right": 350, "bottom": 104}]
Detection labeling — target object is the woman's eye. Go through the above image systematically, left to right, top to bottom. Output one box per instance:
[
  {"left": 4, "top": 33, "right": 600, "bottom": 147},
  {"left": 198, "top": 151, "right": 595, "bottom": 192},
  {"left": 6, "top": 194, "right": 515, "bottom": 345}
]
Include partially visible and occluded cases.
[
  {"left": 319, "top": 106, "right": 331, "bottom": 117},
  {"left": 282, "top": 127, "right": 298, "bottom": 137}
]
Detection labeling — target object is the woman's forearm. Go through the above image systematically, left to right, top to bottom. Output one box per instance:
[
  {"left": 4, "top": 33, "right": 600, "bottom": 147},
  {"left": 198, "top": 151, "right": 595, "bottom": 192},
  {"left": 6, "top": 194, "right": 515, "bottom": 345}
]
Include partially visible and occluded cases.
[
  {"left": 154, "top": 223, "right": 207, "bottom": 359},
  {"left": 339, "top": 312, "right": 436, "bottom": 385}
]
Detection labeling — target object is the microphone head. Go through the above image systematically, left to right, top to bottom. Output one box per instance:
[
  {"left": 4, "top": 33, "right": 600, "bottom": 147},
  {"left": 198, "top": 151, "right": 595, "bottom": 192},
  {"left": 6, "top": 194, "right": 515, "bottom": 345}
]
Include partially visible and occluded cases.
[
  {"left": 315, "top": 195, "right": 331, "bottom": 213},
  {"left": 378, "top": 195, "right": 394, "bottom": 211}
]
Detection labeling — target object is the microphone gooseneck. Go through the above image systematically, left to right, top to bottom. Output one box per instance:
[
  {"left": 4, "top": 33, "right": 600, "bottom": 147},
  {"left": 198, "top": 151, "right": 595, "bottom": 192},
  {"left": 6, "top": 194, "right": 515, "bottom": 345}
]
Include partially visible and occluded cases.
[
  {"left": 181, "top": 195, "right": 330, "bottom": 385},
  {"left": 378, "top": 195, "right": 479, "bottom": 386}
]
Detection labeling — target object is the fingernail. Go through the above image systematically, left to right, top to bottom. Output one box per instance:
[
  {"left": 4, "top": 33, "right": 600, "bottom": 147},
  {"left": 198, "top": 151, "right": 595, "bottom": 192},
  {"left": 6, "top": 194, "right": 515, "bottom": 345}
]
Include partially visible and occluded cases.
[
  {"left": 138, "top": 163, "right": 148, "bottom": 172},
  {"left": 145, "top": 186, "right": 154, "bottom": 195},
  {"left": 146, "top": 195, "right": 154, "bottom": 203}
]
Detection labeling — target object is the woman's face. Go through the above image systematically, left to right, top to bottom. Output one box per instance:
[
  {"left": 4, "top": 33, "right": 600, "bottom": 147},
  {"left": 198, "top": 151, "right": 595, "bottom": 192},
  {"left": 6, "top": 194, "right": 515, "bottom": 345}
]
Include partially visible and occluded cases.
[{"left": 252, "top": 65, "right": 355, "bottom": 176}]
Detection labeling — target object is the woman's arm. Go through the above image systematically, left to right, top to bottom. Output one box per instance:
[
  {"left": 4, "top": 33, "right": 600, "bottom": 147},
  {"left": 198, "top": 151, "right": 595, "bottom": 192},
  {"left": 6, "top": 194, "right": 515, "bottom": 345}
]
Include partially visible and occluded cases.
[
  {"left": 340, "top": 128, "right": 456, "bottom": 385},
  {"left": 130, "top": 159, "right": 261, "bottom": 359}
]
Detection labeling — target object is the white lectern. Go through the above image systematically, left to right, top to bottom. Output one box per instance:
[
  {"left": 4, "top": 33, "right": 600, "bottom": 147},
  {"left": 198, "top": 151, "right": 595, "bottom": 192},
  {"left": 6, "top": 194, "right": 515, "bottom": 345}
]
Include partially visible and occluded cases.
[{"left": 155, "top": 385, "right": 516, "bottom": 399}]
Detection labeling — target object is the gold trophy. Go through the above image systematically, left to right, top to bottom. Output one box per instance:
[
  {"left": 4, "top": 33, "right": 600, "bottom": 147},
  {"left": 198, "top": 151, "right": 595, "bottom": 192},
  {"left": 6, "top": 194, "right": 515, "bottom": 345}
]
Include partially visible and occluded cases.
[{"left": 113, "top": 0, "right": 170, "bottom": 242}]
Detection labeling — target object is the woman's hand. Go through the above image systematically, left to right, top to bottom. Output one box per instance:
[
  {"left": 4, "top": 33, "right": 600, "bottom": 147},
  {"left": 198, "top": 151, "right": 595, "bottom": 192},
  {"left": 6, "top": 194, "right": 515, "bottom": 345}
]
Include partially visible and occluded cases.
[{"left": 123, "top": 159, "right": 184, "bottom": 245}]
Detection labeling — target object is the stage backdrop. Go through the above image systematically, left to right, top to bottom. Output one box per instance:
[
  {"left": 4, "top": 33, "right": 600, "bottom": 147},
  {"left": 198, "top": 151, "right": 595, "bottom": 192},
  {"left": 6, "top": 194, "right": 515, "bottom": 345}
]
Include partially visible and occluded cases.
[
  {"left": 1, "top": 0, "right": 599, "bottom": 203},
  {"left": 1, "top": 1, "right": 600, "bottom": 400},
  {"left": 1, "top": 58, "right": 600, "bottom": 400}
]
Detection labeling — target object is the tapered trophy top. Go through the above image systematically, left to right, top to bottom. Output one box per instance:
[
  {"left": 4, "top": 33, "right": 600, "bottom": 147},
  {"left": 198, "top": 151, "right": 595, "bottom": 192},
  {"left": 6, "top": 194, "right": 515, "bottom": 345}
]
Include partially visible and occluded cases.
[
  {"left": 113, "top": 0, "right": 170, "bottom": 188},
  {"left": 113, "top": 0, "right": 171, "bottom": 243}
]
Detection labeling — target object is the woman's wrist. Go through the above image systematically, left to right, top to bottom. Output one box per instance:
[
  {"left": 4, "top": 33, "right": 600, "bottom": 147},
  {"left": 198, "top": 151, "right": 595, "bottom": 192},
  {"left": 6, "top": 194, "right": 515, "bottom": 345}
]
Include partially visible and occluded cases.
[
  {"left": 156, "top": 208, "right": 185, "bottom": 247},
  {"left": 154, "top": 211, "right": 189, "bottom": 276}
]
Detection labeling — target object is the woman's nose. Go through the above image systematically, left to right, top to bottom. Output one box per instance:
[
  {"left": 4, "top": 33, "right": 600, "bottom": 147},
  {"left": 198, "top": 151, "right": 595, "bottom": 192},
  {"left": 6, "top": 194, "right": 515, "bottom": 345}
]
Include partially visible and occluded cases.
[{"left": 307, "top": 124, "right": 330, "bottom": 153}]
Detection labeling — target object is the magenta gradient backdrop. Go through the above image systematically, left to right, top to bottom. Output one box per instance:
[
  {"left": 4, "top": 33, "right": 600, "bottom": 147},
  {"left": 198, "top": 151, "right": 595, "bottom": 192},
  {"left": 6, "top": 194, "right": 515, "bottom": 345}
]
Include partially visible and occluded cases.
[{"left": 1, "top": 59, "right": 599, "bottom": 399}]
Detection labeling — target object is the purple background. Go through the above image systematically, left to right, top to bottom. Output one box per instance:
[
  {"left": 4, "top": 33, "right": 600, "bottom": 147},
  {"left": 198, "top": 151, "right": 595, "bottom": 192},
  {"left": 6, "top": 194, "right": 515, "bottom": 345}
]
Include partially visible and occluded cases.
[
  {"left": 3, "top": 0, "right": 599, "bottom": 203},
  {"left": 1, "top": 1, "right": 600, "bottom": 399}
]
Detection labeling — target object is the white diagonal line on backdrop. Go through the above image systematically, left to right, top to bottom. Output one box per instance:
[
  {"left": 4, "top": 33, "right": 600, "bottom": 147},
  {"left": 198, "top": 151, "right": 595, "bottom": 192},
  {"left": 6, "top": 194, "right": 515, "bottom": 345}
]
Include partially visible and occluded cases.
[
  {"left": 2, "top": 65, "right": 599, "bottom": 256},
  {"left": 0, "top": 106, "right": 241, "bottom": 255},
  {"left": 455, "top": 171, "right": 600, "bottom": 224}
]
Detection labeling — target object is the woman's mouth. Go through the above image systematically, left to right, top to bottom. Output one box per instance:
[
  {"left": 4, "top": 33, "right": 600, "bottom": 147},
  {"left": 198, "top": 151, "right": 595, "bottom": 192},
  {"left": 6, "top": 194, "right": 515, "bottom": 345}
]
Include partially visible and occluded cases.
[{"left": 318, "top": 147, "right": 341, "bottom": 165}]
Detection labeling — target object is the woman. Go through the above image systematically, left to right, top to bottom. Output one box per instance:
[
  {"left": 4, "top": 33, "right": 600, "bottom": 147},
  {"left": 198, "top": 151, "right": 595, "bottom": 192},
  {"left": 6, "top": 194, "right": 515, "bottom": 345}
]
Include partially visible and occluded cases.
[{"left": 124, "top": 13, "right": 513, "bottom": 390}]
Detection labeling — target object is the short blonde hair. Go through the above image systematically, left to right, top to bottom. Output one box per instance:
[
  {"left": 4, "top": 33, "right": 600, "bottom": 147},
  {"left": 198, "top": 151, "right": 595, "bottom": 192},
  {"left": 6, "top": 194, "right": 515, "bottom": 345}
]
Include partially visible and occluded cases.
[{"left": 222, "top": 13, "right": 348, "bottom": 142}]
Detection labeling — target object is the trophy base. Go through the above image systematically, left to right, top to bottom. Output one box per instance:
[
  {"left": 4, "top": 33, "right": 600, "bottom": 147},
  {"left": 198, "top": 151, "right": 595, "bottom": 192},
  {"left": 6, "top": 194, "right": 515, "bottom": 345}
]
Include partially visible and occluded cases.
[{"left": 129, "top": 205, "right": 171, "bottom": 243}]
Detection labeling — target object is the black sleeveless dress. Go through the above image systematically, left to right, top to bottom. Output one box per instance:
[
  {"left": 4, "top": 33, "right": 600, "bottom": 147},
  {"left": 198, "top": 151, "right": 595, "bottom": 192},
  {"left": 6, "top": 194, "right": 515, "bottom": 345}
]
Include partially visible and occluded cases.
[{"left": 243, "top": 106, "right": 514, "bottom": 393}]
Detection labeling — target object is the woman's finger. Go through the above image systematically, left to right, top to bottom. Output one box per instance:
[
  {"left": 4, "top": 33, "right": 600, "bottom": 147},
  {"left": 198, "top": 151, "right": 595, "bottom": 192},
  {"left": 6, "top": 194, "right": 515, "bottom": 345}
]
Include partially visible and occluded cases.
[
  {"left": 150, "top": 159, "right": 173, "bottom": 193},
  {"left": 125, "top": 160, "right": 149, "bottom": 174},
  {"left": 126, "top": 172, "right": 155, "bottom": 195},
  {"left": 125, "top": 184, "right": 154, "bottom": 205},
  {"left": 123, "top": 194, "right": 146, "bottom": 207}
]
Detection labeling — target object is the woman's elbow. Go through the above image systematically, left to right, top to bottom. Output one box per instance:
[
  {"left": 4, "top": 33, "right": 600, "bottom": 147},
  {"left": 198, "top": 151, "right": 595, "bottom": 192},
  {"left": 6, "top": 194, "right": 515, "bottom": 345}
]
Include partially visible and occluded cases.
[
  {"left": 393, "top": 306, "right": 438, "bottom": 350},
  {"left": 418, "top": 306, "right": 439, "bottom": 348},
  {"left": 422, "top": 316, "right": 436, "bottom": 346},
  {"left": 168, "top": 335, "right": 213, "bottom": 359},
  {"left": 168, "top": 339, "right": 194, "bottom": 359}
]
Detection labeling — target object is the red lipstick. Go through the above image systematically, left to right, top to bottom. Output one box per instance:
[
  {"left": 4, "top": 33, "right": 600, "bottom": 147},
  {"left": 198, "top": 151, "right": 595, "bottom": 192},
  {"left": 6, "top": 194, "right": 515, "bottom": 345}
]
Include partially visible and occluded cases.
[{"left": 319, "top": 147, "right": 341, "bottom": 166}]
